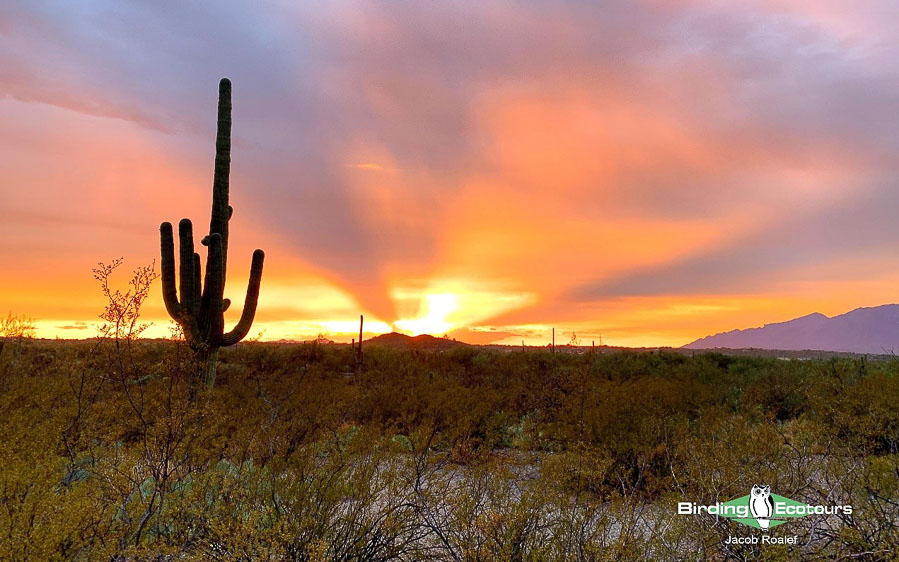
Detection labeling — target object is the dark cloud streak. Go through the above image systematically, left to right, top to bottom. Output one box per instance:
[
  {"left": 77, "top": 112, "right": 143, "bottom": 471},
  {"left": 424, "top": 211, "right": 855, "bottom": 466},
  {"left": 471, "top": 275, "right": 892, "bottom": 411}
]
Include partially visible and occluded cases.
[{"left": 573, "top": 175, "right": 899, "bottom": 299}]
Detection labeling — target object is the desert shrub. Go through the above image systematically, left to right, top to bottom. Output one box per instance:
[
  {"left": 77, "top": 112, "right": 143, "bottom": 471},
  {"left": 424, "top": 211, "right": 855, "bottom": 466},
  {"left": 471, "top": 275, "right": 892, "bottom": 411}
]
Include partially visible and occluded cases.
[{"left": 2, "top": 341, "right": 899, "bottom": 559}]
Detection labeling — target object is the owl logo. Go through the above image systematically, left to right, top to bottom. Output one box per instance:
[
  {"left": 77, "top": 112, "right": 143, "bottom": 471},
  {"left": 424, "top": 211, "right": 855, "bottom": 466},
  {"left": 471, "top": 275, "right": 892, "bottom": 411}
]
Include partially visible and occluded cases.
[{"left": 749, "top": 484, "right": 774, "bottom": 529}]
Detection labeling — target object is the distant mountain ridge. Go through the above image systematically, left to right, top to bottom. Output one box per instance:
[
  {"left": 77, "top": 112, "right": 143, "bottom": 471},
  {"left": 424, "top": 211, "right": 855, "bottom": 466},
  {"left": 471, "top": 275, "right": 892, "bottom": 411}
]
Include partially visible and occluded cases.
[
  {"left": 684, "top": 304, "right": 899, "bottom": 354},
  {"left": 365, "top": 332, "right": 469, "bottom": 351}
]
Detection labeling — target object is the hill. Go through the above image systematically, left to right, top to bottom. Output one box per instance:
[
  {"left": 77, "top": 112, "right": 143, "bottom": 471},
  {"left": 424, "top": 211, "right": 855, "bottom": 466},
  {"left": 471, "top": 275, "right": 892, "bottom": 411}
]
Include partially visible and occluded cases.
[
  {"left": 684, "top": 304, "right": 899, "bottom": 354},
  {"left": 364, "top": 332, "right": 470, "bottom": 351}
]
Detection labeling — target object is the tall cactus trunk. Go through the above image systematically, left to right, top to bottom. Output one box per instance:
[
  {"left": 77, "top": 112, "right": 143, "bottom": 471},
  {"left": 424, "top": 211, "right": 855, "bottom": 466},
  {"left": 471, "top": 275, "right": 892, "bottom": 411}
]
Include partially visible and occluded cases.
[
  {"left": 159, "top": 78, "right": 265, "bottom": 386},
  {"left": 198, "top": 347, "right": 220, "bottom": 387}
]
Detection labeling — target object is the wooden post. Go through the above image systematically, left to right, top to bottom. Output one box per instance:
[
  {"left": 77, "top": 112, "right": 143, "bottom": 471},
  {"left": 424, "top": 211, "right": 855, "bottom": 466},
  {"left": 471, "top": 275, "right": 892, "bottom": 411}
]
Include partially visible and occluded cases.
[{"left": 552, "top": 328, "right": 555, "bottom": 354}]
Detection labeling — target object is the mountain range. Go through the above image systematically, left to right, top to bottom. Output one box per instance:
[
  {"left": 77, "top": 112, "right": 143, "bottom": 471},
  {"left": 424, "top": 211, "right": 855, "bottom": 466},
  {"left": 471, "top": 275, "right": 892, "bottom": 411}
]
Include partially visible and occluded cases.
[{"left": 684, "top": 304, "right": 899, "bottom": 354}]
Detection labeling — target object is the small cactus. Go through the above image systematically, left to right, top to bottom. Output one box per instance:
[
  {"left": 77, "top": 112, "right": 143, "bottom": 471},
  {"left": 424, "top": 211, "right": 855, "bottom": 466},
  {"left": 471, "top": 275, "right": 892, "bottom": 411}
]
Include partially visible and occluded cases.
[{"left": 160, "top": 78, "right": 264, "bottom": 385}]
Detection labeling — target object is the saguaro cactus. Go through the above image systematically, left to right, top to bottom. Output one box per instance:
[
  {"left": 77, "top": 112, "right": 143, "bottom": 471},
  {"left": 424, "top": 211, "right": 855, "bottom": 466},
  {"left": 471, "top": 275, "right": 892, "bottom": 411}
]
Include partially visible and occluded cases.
[
  {"left": 160, "top": 78, "right": 264, "bottom": 385},
  {"left": 356, "top": 314, "right": 364, "bottom": 371}
]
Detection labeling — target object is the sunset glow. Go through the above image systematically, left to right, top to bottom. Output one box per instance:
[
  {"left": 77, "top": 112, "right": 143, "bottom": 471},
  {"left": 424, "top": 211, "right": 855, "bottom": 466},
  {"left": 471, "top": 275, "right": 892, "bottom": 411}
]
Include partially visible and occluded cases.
[
  {"left": 2, "top": 1, "right": 898, "bottom": 346},
  {"left": 395, "top": 294, "right": 458, "bottom": 337}
]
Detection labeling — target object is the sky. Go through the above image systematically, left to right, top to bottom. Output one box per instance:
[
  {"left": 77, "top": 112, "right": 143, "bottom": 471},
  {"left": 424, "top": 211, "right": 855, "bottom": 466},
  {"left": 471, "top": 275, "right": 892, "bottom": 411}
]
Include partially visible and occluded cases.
[{"left": 1, "top": 0, "right": 898, "bottom": 347}]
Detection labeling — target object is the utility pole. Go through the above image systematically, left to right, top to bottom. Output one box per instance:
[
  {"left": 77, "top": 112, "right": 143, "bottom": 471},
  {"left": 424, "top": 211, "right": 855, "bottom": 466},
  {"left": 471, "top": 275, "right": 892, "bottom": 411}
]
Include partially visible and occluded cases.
[{"left": 552, "top": 328, "right": 555, "bottom": 354}]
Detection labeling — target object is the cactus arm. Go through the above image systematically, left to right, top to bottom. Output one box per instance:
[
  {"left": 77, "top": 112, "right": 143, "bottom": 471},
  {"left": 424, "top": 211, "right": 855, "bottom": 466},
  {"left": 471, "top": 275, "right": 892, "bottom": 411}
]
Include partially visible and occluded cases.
[
  {"left": 209, "top": 78, "right": 231, "bottom": 279},
  {"left": 178, "top": 219, "right": 196, "bottom": 316},
  {"left": 175, "top": 220, "right": 200, "bottom": 342},
  {"left": 159, "top": 222, "right": 181, "bottom": 320},
  {"left": 200, "top": 233, "right": 225, "bottom": 347},
  {"left": 222, "top": 249, "right": 264, "bottom": 347},
  {"left": 192, "top": 252, "right": 202, "bottom": 316}
]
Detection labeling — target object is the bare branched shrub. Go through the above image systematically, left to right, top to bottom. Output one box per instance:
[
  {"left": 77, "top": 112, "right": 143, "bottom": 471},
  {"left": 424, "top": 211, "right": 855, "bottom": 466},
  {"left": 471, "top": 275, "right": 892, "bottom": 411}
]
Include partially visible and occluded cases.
[
  {"left": 93, "top": 258, "right": 157, "bottom": 347},
  {"left": 56, "top": 259, "right": 213, "bottom": 556},
  {"left": 0, "top": 311, "right": 36, "bottom": 358}
]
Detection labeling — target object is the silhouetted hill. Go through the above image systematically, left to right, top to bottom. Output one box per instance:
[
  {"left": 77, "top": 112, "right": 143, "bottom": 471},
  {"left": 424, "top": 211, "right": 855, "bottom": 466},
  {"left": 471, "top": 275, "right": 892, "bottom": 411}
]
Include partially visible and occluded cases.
[
  {"left": 685, "top": 304, "right": 899, "bottom": 354},
  {"left": 365, "top": 332, "right": 469, "bottom": 351}
]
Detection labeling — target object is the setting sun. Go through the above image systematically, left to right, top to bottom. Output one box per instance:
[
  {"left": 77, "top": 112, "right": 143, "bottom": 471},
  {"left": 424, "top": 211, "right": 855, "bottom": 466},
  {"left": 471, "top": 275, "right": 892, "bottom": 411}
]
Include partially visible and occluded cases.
[{"left": 395, "top": 293, "right": 459, "bottom": 336}]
